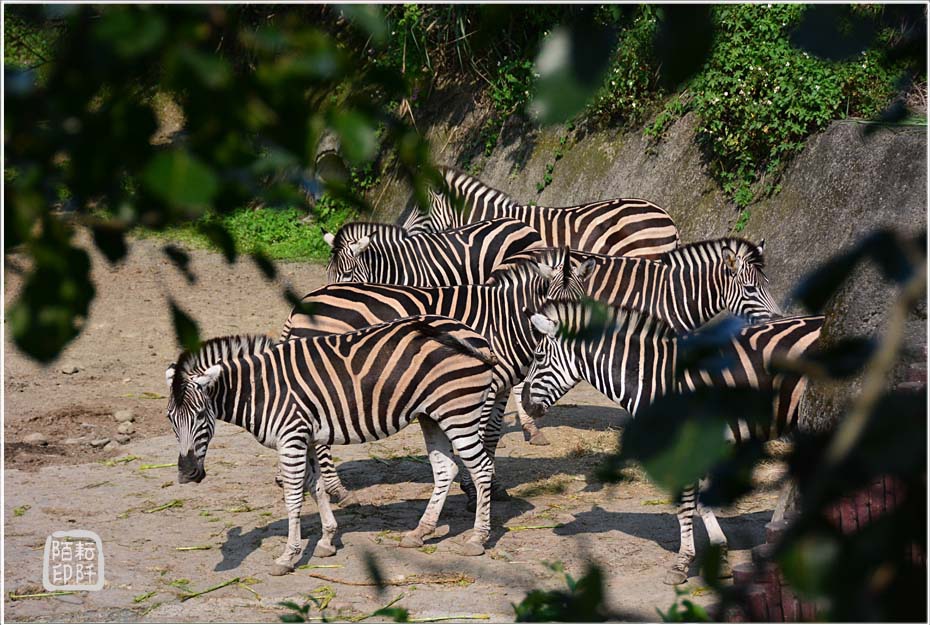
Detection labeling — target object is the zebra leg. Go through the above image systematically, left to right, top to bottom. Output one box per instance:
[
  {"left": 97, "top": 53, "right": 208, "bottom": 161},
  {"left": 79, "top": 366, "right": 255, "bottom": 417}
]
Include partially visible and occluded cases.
[
  {"left": 512, "top": 381, "right": 550, "bottom": 446},
  {"left": 461, "top": 390, "right": 509, "bottom": 512},
  {"left": 400, "top": 417, "right": 458, "bottom": 548},
  {"left": 445, "top": 418, "right": 494, "bottom": 556},
  {"left": 270, "top": 438, "right": 309, "bottom": 576},
  {"left": 316, "top": 443, "right": 357, "bottom": 506},
  {"left": 275, "top": 444, "right": 355, "bottom": 506},
  {"left": 308, "top": 452, "right": 338, "bottom": 558},
  {"left": 695, "top": 478, "right": 730, "bottom": 577},
  {"left": 665, "top": 485, "right": 697, "bottom": 585},
  {"left": 696, "top": 497, "right": 731, "bottom": 579}
]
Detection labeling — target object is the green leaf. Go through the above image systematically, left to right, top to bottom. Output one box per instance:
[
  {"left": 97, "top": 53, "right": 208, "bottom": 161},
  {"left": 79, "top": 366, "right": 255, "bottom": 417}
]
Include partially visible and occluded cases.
[
  {"left": 339, "top": 4, "right": 388, "bottom": 45},
  {"left": 93, "top": 8, "right": 166, "bottom": 58},
  {"left": 528, "top": 25, "right": 617, "bottom": 125},
  {"left": 330, "top": 110, "right": 378, "bottom": 165},
  {"left": 142, "top": 150, "right": 219, "bottom": 210},
  {"left": 196, "top": 222, "right": 237, "bottom": 264},
  {"left": 91, "top": 223, "right": 128, "bottom": 264},
  {"left": 163, "top": 245, "right": 196, "bottom": 284},
  {"left": 169, "top": 299, "right": 201, "bottom": 353}
]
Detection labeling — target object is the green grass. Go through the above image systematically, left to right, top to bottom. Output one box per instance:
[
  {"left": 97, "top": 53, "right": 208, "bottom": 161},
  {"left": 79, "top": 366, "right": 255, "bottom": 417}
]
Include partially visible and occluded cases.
[{"left": 136, "top": 198, "right": 356, "bottom": 262}]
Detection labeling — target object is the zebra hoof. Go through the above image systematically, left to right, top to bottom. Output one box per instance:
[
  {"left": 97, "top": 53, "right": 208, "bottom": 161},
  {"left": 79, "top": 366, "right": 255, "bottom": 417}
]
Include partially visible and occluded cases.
[
  {"left": 529, "top": 431, "right": 551, "bottom": 446},
  {"left": 490, "top": 483, "right": 512, "bottom": 501},
  {"left": 334, "top": 492, "right": 359, "bottom": 508},
  {"left": 425, "top": 524, "right": 450, "bottom": 540},
  {"left": 399, "top": 533, "right": 424, "bottom": 548},
  {"left": 456, "top": 540, "right": 485, "bottom": 557},
  {"left": 313, "top": 542, "right": 337, "bottom": 558},
  {"left": 269, "top": 563, "right": 295, "bottom": 576},
  {"left": 663, "top": 568, "right": 689, "bottom": 586}
]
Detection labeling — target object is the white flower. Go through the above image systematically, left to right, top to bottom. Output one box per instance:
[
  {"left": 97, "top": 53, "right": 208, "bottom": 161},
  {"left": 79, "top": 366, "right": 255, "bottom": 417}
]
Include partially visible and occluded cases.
[
  {"left": 785, "top": 62, "right": 790, "bottom": 67},
  {"left": 724, "top": 91, "right": 729, "bottom": 96}
]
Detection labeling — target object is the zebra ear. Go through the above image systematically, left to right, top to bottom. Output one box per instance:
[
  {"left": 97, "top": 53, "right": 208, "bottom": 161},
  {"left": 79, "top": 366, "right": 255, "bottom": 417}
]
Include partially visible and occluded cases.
[
  {"left": 322, "top": 230, "right": 336, "bottom": 248},
  {"left": 348, "top": 235, "right": 371, "bottom": 256},
  {"left": 758, "top": 239, "right": 766, "bottom": 252},
  {"left": 722, "top": 246, "right": 745, "bottom": 276},
  {"left": 575, "top": 259, "right": 598, "bottom": 281},
  {"left": 534, "top": 263, "right": 556, "bottom": 280},
  {"left": 530, "top": 313, "right": 558, "bottom": 337},
  {"left": 165, "top": 364, "right": 176, "bottom": 389},
  {"left": 193, "top": 364, "right": 222, "bottom": 390}
]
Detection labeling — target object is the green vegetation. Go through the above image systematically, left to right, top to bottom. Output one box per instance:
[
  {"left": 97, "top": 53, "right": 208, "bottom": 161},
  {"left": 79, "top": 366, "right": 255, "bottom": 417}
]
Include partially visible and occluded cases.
[{"left": 646, "top": 4, "right": 916, "bottom": 206}]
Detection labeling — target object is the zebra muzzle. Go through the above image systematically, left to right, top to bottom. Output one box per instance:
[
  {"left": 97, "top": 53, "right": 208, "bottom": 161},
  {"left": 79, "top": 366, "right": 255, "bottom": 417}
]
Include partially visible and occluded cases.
[{"left": 178, "top": 451, "right": 205, "bottom": 484}]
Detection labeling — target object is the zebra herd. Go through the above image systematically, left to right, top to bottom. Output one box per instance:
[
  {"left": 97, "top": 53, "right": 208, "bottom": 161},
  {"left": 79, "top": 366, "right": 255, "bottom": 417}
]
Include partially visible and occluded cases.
[{"left": 165, "top": 167, "right": 824, "bottom": 585}]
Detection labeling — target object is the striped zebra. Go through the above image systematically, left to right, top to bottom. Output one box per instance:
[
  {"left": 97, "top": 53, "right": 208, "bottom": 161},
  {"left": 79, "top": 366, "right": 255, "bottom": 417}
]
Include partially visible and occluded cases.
[
  {"left": 400, "top": 166, "right": 681, "bottom": 258},
  {"left": 322, "top": 218, "right": 543, "bottom": 285},
  {"left": 518, "top": 238, "right": 781, "bottom": 443},
  {"left": 279, "top": 260, "right": 556, "bottom": 510},
  {"left": 521, "top": 300, "right": 823, "bottom": 584},
  {"left": 165, "top": 316, "right": 498, "bottom": 576}
]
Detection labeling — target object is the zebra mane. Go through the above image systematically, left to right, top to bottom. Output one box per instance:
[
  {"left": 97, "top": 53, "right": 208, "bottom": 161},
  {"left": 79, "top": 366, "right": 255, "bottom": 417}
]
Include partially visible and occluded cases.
[
  {"left": 439, "top": 166, "right": 519, "bottom": 210},
  {"left": 331, "top": 222, "right": 408, "bottom": 249},
  {"left": 664, "top": 238, "right": 765, "bottom": 268},
  {"left": 541, "top": 299, "right": 674, "bottom": 340},
  {"left": 171, "top": 334, "right": 275, "bottom": 403}
]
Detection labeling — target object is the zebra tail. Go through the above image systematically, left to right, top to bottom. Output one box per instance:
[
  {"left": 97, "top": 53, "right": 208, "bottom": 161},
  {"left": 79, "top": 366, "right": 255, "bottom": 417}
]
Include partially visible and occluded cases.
[{"left": 411, "top": 320, "right": 499, "bottom": 367}]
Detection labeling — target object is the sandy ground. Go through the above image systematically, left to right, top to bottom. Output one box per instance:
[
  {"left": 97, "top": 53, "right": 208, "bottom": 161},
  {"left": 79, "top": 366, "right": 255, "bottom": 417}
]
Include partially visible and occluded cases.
[{"left": 4, "top": 236, "right": 781, "bottom": 622}]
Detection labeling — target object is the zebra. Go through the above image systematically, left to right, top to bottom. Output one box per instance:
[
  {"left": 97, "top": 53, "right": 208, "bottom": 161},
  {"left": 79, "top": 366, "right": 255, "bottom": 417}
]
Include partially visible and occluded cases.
[
  {"left": 399, "top": 166, "right": 681, "bottom": 258},
  {"left": 322, "top": 218, "right": 543, "bottom": 285},
  {"left": 518, "top": 238, "right": 782, "bottom": 444},
  {"left": 279, "top": 260, "right": 559, "bottom": 511},
  {"left": 520, "top": 300, "right": 823, "bottom": 585},
  {"left": 165, "top": 315, "right": 499, "bottom": 576}
]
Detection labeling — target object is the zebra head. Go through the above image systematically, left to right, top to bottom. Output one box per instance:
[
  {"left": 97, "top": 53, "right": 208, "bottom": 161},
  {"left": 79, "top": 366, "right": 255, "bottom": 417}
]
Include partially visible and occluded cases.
[
  {"left": 426, "top": 187, "right": 459, "bottom": 231},
  {"left": 323, "top": 226, "right": 372, "bottom": 283},
  {"left": 719, "top": 239, "right": 781, "bottom": 322},
  {"left": 534, "top": 247, "right": 598, "bottom": 302},
  {"left": 521, "top": 304, "right": 585, "bottom": 420},
  {"left": 165, "top": 362, "right": 222, "bottom": 484}
]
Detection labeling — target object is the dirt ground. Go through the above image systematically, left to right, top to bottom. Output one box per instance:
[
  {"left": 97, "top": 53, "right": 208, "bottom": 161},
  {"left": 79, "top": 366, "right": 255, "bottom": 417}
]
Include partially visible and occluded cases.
[{"left": 4, "top": 236, "right": 783, "bottom": 622}]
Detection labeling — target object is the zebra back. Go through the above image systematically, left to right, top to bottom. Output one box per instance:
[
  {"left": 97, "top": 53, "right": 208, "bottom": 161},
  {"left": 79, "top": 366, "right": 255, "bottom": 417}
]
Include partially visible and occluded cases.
[
  {"left": 420, "top": 166, "right": 680, "bottom": 258},
  {"left": 325, "top": 218, "right": 543, "bottom": 285},
  {"left": 541, "top": 238, "right": 780, "bottom": 331},
  {"left": 282, "top": 261, "right": 551, "bottom": 389},
  {"left": 528, "top": 301, "right": 822, "bottom": 441},
  {"left": 679, "top": 315, "right": 823, "bottom": 441},
  {"left": 170, "top": 316, "right": 497, "bottom": 447}
]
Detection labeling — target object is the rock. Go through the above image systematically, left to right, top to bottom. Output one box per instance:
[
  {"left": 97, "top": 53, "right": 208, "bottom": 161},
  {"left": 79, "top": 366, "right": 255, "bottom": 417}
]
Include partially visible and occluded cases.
[
  {"left": 60, "top": 364, "right": 79, "bottom": 375},
  {"left": 113, "top": 409, "right": 135, "bottom": 423},
  {"left": 80, "top": 422, "right": 96, "bottom": 429},
  {"left": 117, "top": 422, "right": 135, "bottom": 435},
  {"left": 23, "top": 432, "right": 48, "bottom": 446},
  {"left": 115, "top": 434, "right": 131, "bottom": 444},
  {"left": 63, "top": 437, "right": 83, "bottom": 445},
  {"left": 90, "top": 438, "right": 110, "bottom": 448},
  {"left": 102, "top": 441, "right": 119, "bottom": 452}
]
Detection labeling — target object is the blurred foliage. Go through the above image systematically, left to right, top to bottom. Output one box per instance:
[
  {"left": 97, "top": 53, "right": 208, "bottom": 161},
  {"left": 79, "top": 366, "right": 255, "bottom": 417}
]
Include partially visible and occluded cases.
[
  {"left": 4, "top": 3, "right": 924, "bottom": 359},
  {"left": 4, "top": 4, "right": 438, "bottom": 361},
  {"left": 650, "top": 4, "right": 925, "bottom": 207},
  {"left": 601, "top": 228, "right": 926, "bottom": 621},
  {"left": 512, "top": 562, "right": 610, "bottom": 622}
]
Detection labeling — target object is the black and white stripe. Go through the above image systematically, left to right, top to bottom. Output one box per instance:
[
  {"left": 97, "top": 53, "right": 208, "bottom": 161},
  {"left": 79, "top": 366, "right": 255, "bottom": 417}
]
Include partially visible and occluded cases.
[
  {"left": 402, "top": 167, "right": 680, "bottom": 258},
  {"left": 322, "top": 218, "right": 542, "bottom": 285},
  {"left": 515, "top": 239, "right": 782, "bottom": 443},
  {"left": 281, "top": 261, "right": 555, "bottom": 509},
  {"left": 521, "top": 301, "right": 823, "bottom": 584},
  {"left": 165, "top": 316, "right": 498, "bottom": 575}
]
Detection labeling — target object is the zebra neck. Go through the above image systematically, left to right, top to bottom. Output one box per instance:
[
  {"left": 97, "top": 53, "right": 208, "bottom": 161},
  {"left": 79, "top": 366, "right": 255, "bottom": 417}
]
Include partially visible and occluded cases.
[
  {"left": 663, "top": 259, "right": 728, "bottom": 332},
  {"left": 589, "top": 325, "right": 675, "bottom": 416},
  {"left": 208, "top": 356, "right": 277, "bottom": 441}
]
